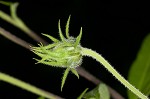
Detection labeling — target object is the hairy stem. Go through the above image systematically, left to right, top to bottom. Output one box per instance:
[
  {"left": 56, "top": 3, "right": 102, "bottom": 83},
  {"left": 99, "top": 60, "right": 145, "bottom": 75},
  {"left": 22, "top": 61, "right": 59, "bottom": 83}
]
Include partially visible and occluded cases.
[
  {"left": 81, "top": 47, "right": 148, "bottom": 99},
  {"left": 0, "top": 72, "right": 63, "bottom": 99}
]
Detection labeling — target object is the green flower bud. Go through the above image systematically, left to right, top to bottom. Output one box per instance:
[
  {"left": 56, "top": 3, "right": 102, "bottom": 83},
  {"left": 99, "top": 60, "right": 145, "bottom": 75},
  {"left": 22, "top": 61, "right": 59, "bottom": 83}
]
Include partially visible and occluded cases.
[
  {"left": 32, "top": 16, "right": 83, "bottom": 91},
  {"left": 32, "top": 37, "right": 82, "bottom": 68}
]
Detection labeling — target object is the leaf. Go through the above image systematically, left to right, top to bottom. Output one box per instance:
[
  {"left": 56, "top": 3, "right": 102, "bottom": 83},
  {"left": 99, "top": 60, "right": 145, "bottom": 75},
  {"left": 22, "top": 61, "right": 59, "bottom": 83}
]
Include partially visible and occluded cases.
[
  {"left": 65, "top": 15, "right": 71, "bottom": 38},
  {"left": 128, "top": 34, "right": 150, "bottom": 99},
  {"left": 61, "top": 68, "right": 70, "bottom": 91},
  {"left": 83, "top": 83, "right": 110, "bottom": 99},
  {"left": 99, "top": 83, "right": 110, "bottom": 99},
  {"left": 77, "top": 88, "right": 89, "bottom": 99},
  {"left": 37, "top": 97, "right": 45, "bottom": 99}
]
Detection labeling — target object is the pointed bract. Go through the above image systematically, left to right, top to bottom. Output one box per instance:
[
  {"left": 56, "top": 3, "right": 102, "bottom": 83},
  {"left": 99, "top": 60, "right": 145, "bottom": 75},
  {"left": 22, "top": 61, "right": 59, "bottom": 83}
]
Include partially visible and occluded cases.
[
  {"left": 65, "top": 15, "right": 71, "bottom": 38},
  {"left": 58, "top": 20, "right": 65, "bottom": 42},
  {"left": 75, "top": 27, "right": 82, "bottom": 48},
  {"left": 42, "top": 33, "right": 59, "bottom": 42},
  {"left": 42, "top": 43, "right": 58, "bottom": 49},
  {"left": 61, "top": 68, "right": 70, "bottom": 91},
  {"left": 71, "top": 68, "right": 79, "bottom": 79}
]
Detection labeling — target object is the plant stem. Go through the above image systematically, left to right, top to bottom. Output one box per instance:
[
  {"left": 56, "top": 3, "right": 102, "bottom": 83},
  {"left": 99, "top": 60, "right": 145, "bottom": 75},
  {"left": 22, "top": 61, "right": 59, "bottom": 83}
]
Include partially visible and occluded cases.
[
  {"left": 0, "top": 11, "right": 47, "bottom": 44},
  {"left": 81, "top": 47, "right": 148, "bottom": 99},
  {"left": 0, "top": 72, "right": 63, "bottom": 99}
]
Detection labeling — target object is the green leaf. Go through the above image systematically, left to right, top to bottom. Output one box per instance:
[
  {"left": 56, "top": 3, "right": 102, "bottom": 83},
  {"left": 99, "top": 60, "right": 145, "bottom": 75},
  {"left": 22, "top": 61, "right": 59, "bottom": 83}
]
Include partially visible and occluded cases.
[
  {"left": 65, "top": 15, "right": 71, "bottom": 38},
  {"left": 58, "top": 20, "right": 65, "bottom": 42},
  {"left": 74, "top": 27, "right": 82, "bottom": 48},
  {"left": 41, "top": 33, "right": 59, "bottom": 42},
  {"left": 128, "top": 34, "right": 150, "bottom": 99},
  {"left": 61, "top": 68, "right": 70, "bottom": 91},
  {"left": 71, "top": 68, "right": 79, "bottom": 79},
  {"left": 83, "top": 83, "right": 110, "bottom": 99},
  {"left": 98, "top": 83, "right": 110, "bottom": 99},
  {"left": 77, "top": 88, "right": 89, "bottom": 99},
  {"left": 37, "top": 97, "right": 45, "bottom": 99}
]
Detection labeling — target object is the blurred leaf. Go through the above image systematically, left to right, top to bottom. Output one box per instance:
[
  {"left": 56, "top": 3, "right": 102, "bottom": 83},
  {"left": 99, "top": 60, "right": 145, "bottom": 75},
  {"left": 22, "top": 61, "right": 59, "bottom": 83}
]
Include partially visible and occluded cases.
[
  {"left": 128, "top": 34, "right": 150, "bottom": 99},
  {"left": 83, "top": 83, "right": 110, "bottom": 99},
  {"left": 77, "top": 88, "right": 89, "bottom": 99},
  {"left": 37, "top": 97, "right": 45, "bottom": 99}
]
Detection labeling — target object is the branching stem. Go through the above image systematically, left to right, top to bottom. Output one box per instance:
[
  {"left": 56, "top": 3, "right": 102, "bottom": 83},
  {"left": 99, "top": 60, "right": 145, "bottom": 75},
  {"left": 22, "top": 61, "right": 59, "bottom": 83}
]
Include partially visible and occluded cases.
[{"left": 0, "top": 11, "right": 47, "bottom": 44}]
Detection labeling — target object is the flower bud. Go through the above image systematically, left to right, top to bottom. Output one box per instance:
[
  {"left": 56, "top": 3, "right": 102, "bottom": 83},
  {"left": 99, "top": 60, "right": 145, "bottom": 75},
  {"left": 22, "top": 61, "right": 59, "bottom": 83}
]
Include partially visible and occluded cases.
[{"left": 32, "top": 37, "right": 82, "bottom": 68}]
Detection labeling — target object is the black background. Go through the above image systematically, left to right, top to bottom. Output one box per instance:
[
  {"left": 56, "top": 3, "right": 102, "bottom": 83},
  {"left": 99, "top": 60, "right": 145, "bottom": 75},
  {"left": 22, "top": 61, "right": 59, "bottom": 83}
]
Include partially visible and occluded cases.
[{"left": 0, "top": 0, "right": 150, "bottom": 99}]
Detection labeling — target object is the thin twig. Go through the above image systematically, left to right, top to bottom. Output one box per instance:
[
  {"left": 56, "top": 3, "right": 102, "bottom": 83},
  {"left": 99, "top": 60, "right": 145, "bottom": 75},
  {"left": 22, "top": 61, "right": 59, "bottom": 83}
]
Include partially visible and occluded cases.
[
  {"left": 0, "top": 27, "right": 124, "bottom": 99},
  {"left": 0, "top": 27, "right": 32, "bottom": 49}
]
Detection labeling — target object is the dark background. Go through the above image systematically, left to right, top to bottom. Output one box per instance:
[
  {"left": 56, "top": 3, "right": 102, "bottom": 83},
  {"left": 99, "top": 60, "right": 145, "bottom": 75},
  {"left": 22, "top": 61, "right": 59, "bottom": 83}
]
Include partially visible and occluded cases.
[{"left": 0, "top": 0, "right": 150, "bottom": 99}]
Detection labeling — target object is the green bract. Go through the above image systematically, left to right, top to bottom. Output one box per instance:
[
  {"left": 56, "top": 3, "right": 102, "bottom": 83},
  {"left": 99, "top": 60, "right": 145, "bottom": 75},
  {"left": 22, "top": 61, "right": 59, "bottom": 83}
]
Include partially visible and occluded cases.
[{"left": 32, "top": 16, "right": 82, "bottom": 91}]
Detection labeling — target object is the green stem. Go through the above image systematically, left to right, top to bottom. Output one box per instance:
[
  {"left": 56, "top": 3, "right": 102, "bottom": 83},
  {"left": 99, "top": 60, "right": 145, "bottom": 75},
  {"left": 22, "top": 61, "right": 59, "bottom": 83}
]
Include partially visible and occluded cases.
[
  {"left": 0, "top": 11, "right": 47, "bottom": 44},
  {"left": 81, "top": 47, "right": 148, "bottom": 99},
  {"left": 0, "top": 72, "right": 63, "bottom": 99}
]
